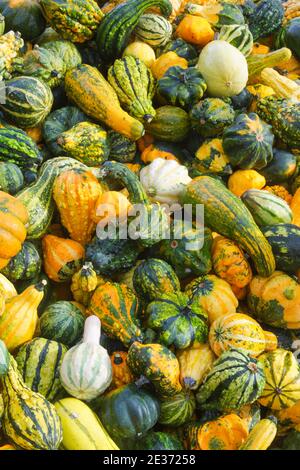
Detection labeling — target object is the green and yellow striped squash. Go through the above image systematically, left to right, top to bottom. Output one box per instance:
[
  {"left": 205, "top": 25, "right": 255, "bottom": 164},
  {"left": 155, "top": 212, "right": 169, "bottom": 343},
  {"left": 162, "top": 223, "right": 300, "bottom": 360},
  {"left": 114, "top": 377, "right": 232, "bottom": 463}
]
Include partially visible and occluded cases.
[
  {"left": 40, "top": 0, "right": 104, "bottom": 43},
  {"left": 95, "top": 0, "right": 173, "bottom": 62},
  {"left": 135, "top": 13, "right": 172, "bottom": 47},
  {"left": 218, "top": 24, "right": 253, "bottom": 57},
  {"left": 108, "top": 56, "right": 156, "bottom": 123},
  {"left": 64, "top": 64, "right": 145, "bottom": 141},
  {"left": 0, "top": 76, "right": 53, "bottom": 128},
  {"left": 189, "top": 98, "right": 235, "bottom": 138},
  {"left": 145, "top": 105, "right": 190, "bottom": 143},
  {"left": 57, "top": 121, "right": 110, "bottom": 166},
  {"left": 0, "top": 126, "right": 42, "bottom": 183},
  {"left": 107, "top": 130, "right": 136, "bottom": 163},
  {"left": 192, "top": 138, "right": 232, "bottom": 176},
  {"left": 17, "top": 156, "right": 87, "bottom": 239},
  {"left": 0, "top": 162, "right": 24, "bottom": 195},
  {"left": 180, "top": 176, "right": 276, "bottom": 277},
  {"left": 242, "top": 190, "right": 293, "bottom": 227},
  {"left": 262, "top": 224, "right": 300, "bottom": 273},
  {"left": 1, "top": 241, "right": 41, "bottom": 282},
  {"left": 132, "top": 258, "right": 180, "bottom": 303},
  {"left": 88, "top": 281, "right": 144, "bottom": 347},
  {"left": 39, "top": 300, "right": 85, "bottom": 347},
  {"left": 208, "top": 313, "right": 267, "bottom": 357},
  {"left": 15, "top": 338, "right": 67, "bottom": 402},
  {"left": 127, "top": 342, "right": 182, "bottom": 397},
  {"left": 196, "top": 349, "right": 266, "bottom": 411},
  {"left": 258, "top": 349, "right": 300, "bottom": 410},
  {"left": 1, "top": 353, "right": 62, "bottom": 450},
  {"left": 158, "top": 390, "right": 196, "bottom": 427},
  {"left": 54, "top": 397, "right": 119, "bottom": 450},
  {"left": 239, "top": 416, "right": 277, "bottom": 450},
  {"left": 135, "top": 431, "right": 183, "bottom": 450}
]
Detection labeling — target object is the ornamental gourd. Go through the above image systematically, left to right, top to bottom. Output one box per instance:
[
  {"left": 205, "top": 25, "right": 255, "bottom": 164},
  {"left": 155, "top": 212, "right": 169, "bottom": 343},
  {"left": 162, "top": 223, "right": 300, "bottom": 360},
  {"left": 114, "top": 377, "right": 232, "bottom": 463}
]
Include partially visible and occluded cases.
[
  {"left": 135, "top": 13, "right": 172, "bottom": 47},
  {"left": 176, "top": 15, "right": 214, "bottom": 46},
  {"left": 218, "top": 24, "right": 253, "bottom": 57},
  {"left": 196, "top": 40, "right": 248, "bottom": 97},
  {"left": 123, "top": 41, "right": 156, "bottom": 68},
  {"left": 189, "top": 98, "right": 235, "bottom": 138},
  {"left": 192, "top": 138, "right": 232, "bottom": 176},
  {"left": 139, "top": 158, "right": 191, "bottom": 204},
  {"left": 0, "top": 162, "right": 24, "bottom": 195},
  {"left": 53, "top": 168, "right": 103, "bottom": 245},
  {"left": 228, "top": 169, "right": 266, "bottom": 197},
  {"left": 242, "top": 190, "right": 293, "bottom": 227},
  {"left": 0, "top": 191, "right": 28, "bottom": 269},
  {"left": 261, "top": 224, "right": 300, "bottom": 273},
  {"left": 42, "top": 235, "right": 85, "bottom": 282},
  {"left": 1, "top": 241, "right": 42, "bottom": 282},
  {"left": 71, "top": 262, "right": 105, "bottom": 307},
  {"left": 0, "top": 273, "right": 17, "bottom": 301},
  {"left": 0, "top": 281, "right": 46, "bottom": 351},
  {"left": 60, "top": 316, "right": 112, "bottom": 401},
  {"left": 177, "top": 342, "right": 216, "bottom": 390},
  {"left": 110, "top": 351, "right": 133, "bottom": 389},
  {"left": 158, "top": 390, "right": 196, "bottom": 427},
  {"left": 198, "top": 414, "right": 249, "bottom": 450},
  {"left": 239, "top": 416, "right": 277, "bottom": 450}
]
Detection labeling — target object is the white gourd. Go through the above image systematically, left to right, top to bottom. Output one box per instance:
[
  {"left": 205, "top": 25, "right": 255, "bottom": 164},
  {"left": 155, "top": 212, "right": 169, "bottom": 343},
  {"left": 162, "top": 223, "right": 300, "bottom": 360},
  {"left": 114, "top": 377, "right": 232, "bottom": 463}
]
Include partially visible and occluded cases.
[
  {"left": 196, "top": 40, "right": 248, "bottom": 97},
  {"left": 139, "top": 158, "right": 192, "bottom": 204},
  {"left": 60, "top": 315, "right": 112, "bottom": 401}
]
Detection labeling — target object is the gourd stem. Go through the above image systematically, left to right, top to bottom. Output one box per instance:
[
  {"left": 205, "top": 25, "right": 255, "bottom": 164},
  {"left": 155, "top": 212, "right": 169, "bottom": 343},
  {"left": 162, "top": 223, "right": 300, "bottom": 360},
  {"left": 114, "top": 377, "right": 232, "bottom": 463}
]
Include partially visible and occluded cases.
[{"left": 83, "top": 315, "right": 101, "bottom": 345}]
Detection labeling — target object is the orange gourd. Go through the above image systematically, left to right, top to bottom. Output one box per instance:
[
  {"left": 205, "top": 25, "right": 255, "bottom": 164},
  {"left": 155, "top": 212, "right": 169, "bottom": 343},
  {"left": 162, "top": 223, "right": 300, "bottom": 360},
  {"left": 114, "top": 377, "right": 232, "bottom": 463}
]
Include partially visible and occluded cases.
[
  {"left": 176, "top": 14, "right": 214, "bottom": 46},
  {"left": 151, "top": 52, "right": 188, "bottom": 80},
  {"left": 141, "top": 144, "right": 179, "bottom": 163},
  {"left": 53, "top": 169, "right": 103, "bottom": 245},
  {"left": 228, "top": 170, "right": 266, "bottom": 197},
  {"left": 264, "top": 185, "right": 293, "bottom": 205},
  {"left": 291, "top": 188, "right": 300, "bottom": 226},
  {"left": 0, "top": 191, "right": 28, "bottom": 269},
  {"left": 93, "top": 191, "right": 132, "bottom": 224},
  {"left": 42, "top": 234, "right": 85, "bottom": 283},
  {"left": 0, "top": 281, "right": 46, "bottom": 351},
  {"left": 110, "top": 351, "right": 133, "bottom": 389},
  {"left": 198, "top": 414, "right": 249, "bottom": 450}
]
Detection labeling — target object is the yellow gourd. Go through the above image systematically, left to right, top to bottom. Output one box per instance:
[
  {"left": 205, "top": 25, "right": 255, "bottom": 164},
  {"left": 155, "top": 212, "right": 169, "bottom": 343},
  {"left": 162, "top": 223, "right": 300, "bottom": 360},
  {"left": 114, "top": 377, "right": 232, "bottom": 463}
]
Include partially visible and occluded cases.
[
  {"left": 176, "top": 14, "right": 214, "bottom": 46},
  {"left": 123, "top": 41, "right": 156, "bottom": 68},
  {"left": 151, "top": 52, "right": 188, "bottom": 79},
  {"left": 261, "top": 67, "right": 300, "bottom": 101},
  {"left": 228, "top": 169, "right": 266, "bottom": 197},
  {"left": 291, "top": 188, "right": 300, "bottom": 226},
  {"left": 0, "top": 273, "right": 17, "bottom": 301},
  {"left": 177, "top": 342, "right": 216, "bottom": 390},
  {"left": 239, "top": 417, "right": 277, "bottom": 450}
]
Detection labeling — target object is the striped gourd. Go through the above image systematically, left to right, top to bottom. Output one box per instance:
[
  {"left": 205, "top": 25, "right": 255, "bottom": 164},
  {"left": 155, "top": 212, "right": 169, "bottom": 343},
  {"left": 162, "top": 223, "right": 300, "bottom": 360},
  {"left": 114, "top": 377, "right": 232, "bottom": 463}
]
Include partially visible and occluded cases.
[
  {"left": 135, "top": 13, "right": 172, "bottom": 47},
  {"left": 218, "top": 24, "right": 253, "bottom": 57},
  {"left": 108, "top": 56, "right": 156, "bottom": 123},
  {"left": 0, "top": 76, "right": 53, "bottom": 128},
  {"left": 0, "top": 126, "right": 42, "bottom": 183},
  {"left": 107, "top": 130, "right": 137, "bottom": 163},
  {"left": 17, "top": 157, "right": 87, "bottom": 239},
  {"left": 0, "top": 162, "right": 24, "bottom": 195},
  {"left": 242, "top": 190, "right": 293, "bottom": 227},
  {"left": 262, "top": 224, "right": 300, "bottom": 273},
  {"left": 1, "top": 241, "right": 41, "bottom": 282},
  {"left": 39, "top": 301, "right": 85, "bottom": 347},
  {"left": 209, "top": 313, "right": 267, "bottom": 357},
  {"left": 60, "top": 316, "right": 112, "bottom": 401},
  {"left": 15, "top": 338, "right": 67, "bottom": 402},
  {"left": 177, "top": 342, "right": 216, "bottom": 390},
  {"left": 196, "top": 349, "right": 266, "bottom": 411},
  {"left": 258, "top": 349, "right": 300, "bottom": 410},
  {"left": 1, "top": 353, "right": 62, "bottom": 450},
  {"left": 158, "top": 390, "right": 196, "bottom": 427},
  {"left": 54, "top": 397, "right": 119, "bottom": 450},
  {"left": 239, "top": 416, "right": 277, "bottom": 450}
]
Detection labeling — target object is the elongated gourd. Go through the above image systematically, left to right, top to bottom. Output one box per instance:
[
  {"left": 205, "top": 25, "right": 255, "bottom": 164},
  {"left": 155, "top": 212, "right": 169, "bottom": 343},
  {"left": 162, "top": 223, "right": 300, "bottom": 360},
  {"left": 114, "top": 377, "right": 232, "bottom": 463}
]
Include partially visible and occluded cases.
[
  {"left": 247, "top": 48, "right": 292, "bottom": 82},
  {"left": 64, "top": 64, "right": 145, "bottom": 141},
  {"left": 261, "top": 67, "right": 300, "bottom": 101},
  {"left": 180, "top": 176, "right": 275, "bottom": 277},
  {"left": 0, "top": 281, "right": 46, "bottom": 351},
  {"left": 0, "top": 349, "right": 62, "bottom": 450},
  {"left": 54, "top": 397, "right": 119, "bottom": 450},
  {"left": 239, "top": 417, "right": 277, "bottom": 450}
]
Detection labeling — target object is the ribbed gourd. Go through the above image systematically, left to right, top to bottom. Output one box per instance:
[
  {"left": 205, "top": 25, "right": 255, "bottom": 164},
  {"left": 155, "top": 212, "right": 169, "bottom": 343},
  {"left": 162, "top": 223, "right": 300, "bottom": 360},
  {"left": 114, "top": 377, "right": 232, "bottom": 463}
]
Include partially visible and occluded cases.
[
  {"left": 135, "top": 13, "right": 172, "bottom": 47},
  {"left": 218, "top": 24, "right": 253, "bottom": 57},
  {"left": 108, "top": 56, "right": 156, "bottom": 123},
  {"left": 0, "top": 162, "right": 24, "bottom": 195},
  {"left": 53, "top": 168, "right": 103, "bottom": 245},
  {"left": 42, "top": 235, "right": 85, "bottom": 282},
  {"left": 71, "top": 262, "right": 105, "bottom": 306},
  {"left": 0, "top": 281, "right": 46, "bottom": 351},
  {"left": 60, "top": 316, "right": 112, "bottom": 401},
  {"left": 177, "top": 342, "right": 215, "bottom": 391},
  {"left": 0, "top": 346, "right": 62, "bottom": 450},
  {"left": 158, "top": 390, "right": 196, "bottom": 427},
  {"left": 239, "top": 416, "right": 277, "bottom": 450}
]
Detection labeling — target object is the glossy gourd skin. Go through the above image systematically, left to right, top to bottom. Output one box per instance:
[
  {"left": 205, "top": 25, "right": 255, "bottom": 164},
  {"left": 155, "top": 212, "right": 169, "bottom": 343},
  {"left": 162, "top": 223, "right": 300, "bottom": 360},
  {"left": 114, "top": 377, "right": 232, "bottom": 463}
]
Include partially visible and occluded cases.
[
  {"left": 0, "top": 0, "right": 46, "bottom": 41},
  {"left": 96, "top": 0, "right": 173, "bottom": 62},
  {"left": 248, "top": 0, "right": 284, "bottom": 41},
  {"left": 135, "top": 13, "right": 172, "bottom": 48},
  {"left": 218, "top": 24, "right": 253, "bottom": 57},
  {"left": 64, "top": 64, "right": 145, "bottom": 141},
  {"left": 190, "top": 98, "right": 235, "bottom": 138},
  {"left": 145, "top": 105, "right": 190, "bottom": 143},
  {"left": 192, "top": 138, "right": 232, "bottom": 176},
  {"left": 260, "top": 149, "right": 297, "bottom": 184},
  {"left": 0, "top": 162, "right": 24, "bottom": 195},
  {"left": 180, "top": 176, "right": 276, "bottom": 278},
  {"left": 242, "top": 190, "right": 293, "bottom": 227},
  {"left": 261, "top": 224, "right": 300, "bottom": 273},
  {"left": 42, "top": 235, "right": 85, "bottom": 282},
  {"left": 1, "top": 240, "right": 41, "bottom": 282},
  {"left": 71, "top": 262, "right": 105, "bottom": 306},
  {"left": 88, "top": 281, "right": 144, "bottom": 347},
  {"left": 127, "top": 342, "right": 182, "bottom": 397},
  {"left": 177, "top": 342, "right": 215, "bottom": 390},
  {"left": 110, "top": 351, "right": 133, "bottom": 389},
  {"left": 158, "top": 390, "right": 196, "bottom": 427},
  {"left": 198, "top": 414, "right": 249, "bottom": 450},
  {"left": 239, "top": 416, "right": 277, "bottom": 450}
]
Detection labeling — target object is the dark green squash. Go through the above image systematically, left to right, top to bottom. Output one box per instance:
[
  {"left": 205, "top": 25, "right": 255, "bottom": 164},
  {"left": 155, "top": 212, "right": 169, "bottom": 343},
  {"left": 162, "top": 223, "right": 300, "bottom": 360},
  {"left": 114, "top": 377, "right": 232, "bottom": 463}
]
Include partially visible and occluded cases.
[
  {"left": 0, "top": 0, "right": 46, "bottom": 41},
  {"left": 96, "top": 0, "right": 172, "bottom": 62},
  {"left": 248, "top": 0, "right": 284, "bottom": 41},
  {"left": 276, "top": 18, "right": 300, "bottom": 60},
  {"left": 160, "top": 38, "right": 198, "bottom": 65},
  {"left": 157, "top": 66, "right": 207, "bottom": 110},
  {"left": 230, "top": 88, "right": 253, "bottom": 111},
  {"left": 189, "top": 98, "right": 235, "bottom": 138},
  {"left": 42, "top": 106, "right": 89, "bottom": 156},
  {"left": 145, "top": 106, "right": 190, "bottom": 143},
  {"left": 222, "top": 112, "right": 274, "bottom": 170},
  {"left": 108, "top": 130, "right": 136, "bottom": 163},
  {"left": 191, "top": 138, "right": 232, "bottom": 176},
  {"left": 260, "top": 149, "right": 297, "bottom": 184},
  {"left": 0, "top": 162, "right": 24, "bottom": 194},
  {"left": 241, "top": 189, "right": 293, "bottom": 227},
  {"left": 155, "top": 221, "right": 213, "bottom": 279},
  {"left": 261, "top": 224, "right": 300, "bottom": 273},
  {"left": 1, "top": 241, "right": 41, "bottom": 282},
  {"left": 132, "top": 258, "right": 180, "bottom": 303},
  {"left": 146, "top": 292, "right": 208, "bottom": 349},
  {"left": 39, "top": 300, "right": 85, "bottom": 347},
  {"left": 196, "top": 349, "right": 266, "bottom": 411},
  {"left": 97, "top": 383, "right": 160, "bottom": 439},
  {"left": 158, "top": 390, "right": 196, "bottom": 427},
  {"left": 281, "top": 430, "right": 300, "bottom": 450},
  {"left": 135, "top": 431, "right": 184, "bottom": 450}
]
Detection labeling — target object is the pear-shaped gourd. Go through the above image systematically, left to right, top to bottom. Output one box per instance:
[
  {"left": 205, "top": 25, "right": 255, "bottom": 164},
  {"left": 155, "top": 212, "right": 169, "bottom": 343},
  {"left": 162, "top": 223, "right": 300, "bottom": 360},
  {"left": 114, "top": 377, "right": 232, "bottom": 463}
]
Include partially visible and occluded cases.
[
  {"left": 0, "top": 280, "right": 46, "bottom": 351},
  {"left": 60, "top": 315, "right": 112, "bottom": 400},
  {"left": 0, "top": 345, "right": 62, "bottom": 450}
]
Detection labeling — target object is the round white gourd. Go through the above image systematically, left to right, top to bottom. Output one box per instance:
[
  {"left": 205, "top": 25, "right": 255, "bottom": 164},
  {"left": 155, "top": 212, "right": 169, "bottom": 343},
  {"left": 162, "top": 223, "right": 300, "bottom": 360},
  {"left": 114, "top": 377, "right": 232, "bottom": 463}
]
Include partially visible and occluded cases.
[
  {"left": 196, "top": 40, "right": 248, "bottom": 97},
  {"left": 139, "top": 158, "right": 192, "bottom": 204},
  {"left": 59, "top": 316, "right": 112, "bottom": 401}
]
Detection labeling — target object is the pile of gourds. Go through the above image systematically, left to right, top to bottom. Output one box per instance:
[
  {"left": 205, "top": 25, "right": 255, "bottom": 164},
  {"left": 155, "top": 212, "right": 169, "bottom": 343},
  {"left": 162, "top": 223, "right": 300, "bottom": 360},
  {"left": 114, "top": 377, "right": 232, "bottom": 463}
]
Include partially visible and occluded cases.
[{"left": 0, "top": 0, "right": 300, "bottom": 452}]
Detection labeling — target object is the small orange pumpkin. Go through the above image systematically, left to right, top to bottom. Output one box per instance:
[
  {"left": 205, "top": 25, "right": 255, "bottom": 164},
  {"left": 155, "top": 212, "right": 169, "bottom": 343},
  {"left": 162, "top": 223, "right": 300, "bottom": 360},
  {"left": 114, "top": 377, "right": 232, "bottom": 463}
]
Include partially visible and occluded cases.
[
  {"left": 176, "top": 14, "right": 214, "bottom": 46},
  {"left": 151, "top": 52, "right": 188, "bottom": 80},
  {"left": 141, "top": 144, "right": 179, "bottom": 164},
  {"left": 53, "top": 168, "right": 103, "bottom": 245},
  {"left": 228, "top": 170, "right": 266, "bottom": 197},
  {"left": 0, "top": 191, "right": 28, "bottom": 269},
  {"left": 93, "top": 191, "right": 132, "bottom": 224},
  {"left": 42, "top": 234, "right": 85, "bottom": 283},
  {"left": 110, "top": 351, "right": 133, "bottom": 389},
  {"left": 198, "top": 414, "right": 249, "bottom": 450}
]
